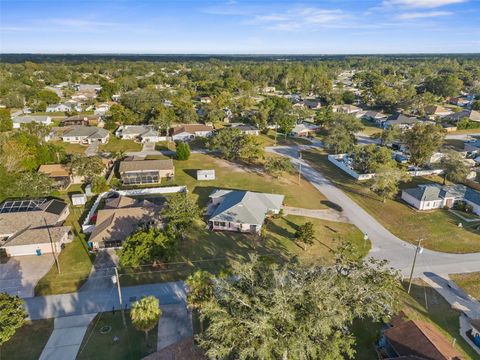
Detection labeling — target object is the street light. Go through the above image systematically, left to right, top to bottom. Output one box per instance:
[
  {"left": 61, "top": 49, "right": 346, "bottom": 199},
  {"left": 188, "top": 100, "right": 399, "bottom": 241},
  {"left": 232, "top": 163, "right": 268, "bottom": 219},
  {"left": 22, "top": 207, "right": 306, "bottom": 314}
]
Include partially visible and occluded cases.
[{"left": 407, "top": 239, "right": 423, "bottom": 294}]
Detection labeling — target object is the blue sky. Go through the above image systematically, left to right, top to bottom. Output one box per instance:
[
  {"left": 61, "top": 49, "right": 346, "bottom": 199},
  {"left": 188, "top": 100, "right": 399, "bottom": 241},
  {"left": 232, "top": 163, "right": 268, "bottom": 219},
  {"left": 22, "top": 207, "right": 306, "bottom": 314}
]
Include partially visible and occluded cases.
[{"left": 1, "top": 0, "right": 479, "bottom": 54}]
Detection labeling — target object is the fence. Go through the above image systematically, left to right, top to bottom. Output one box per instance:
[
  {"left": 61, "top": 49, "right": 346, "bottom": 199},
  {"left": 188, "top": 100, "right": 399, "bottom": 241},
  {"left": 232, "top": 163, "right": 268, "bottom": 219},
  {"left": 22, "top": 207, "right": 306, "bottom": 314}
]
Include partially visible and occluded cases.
[
  {"left": 327, "top": 154, "right": 375, "bottom": 180},
  {"left": 81, "top": 186, "right": 187, "bottom": 233}
]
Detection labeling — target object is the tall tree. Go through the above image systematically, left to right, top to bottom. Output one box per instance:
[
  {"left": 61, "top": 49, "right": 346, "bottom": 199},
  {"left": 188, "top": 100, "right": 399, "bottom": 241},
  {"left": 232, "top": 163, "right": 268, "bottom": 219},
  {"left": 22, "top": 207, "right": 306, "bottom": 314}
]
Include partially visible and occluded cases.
[
  {"left": 0, "top": 109, "right": 12, "bottom": 132},
  {"left": 323, "top": 114, "right": 363, "bottom": 154},
  {"left": 402, "top": 123, "right": 445, "bottom": 166},
  {"left": 176, "top": 141, "right": 191, "bottom": 161},
  {"left": 352, "top": 144, "right": 395, "bottom": 174},
  {"left": 441, "top": 151, "right": 470, "bottom": 184},
  {"left": 67, "top": 155, "right": 105, "bottom": 181},
  {"left": 264, "top": 156, "right": 294, "bottom": 177},
  {"left": 370, "top": 165, "right": 410, "bottom": 203},
  {"left": 162, "top": 193, "right": 201, "bottom": 235},
  {"left": 198, "top": 254, "right": 400, "bottom": 359},
  {"left": 186, "top": 270, "right": 214, "bottom": 333},
  {"left": 0, "top": 293, "right": 27, "bottom": 345},
  {"left": 130, "top": 296, "right": 161, "bottom": 342}
]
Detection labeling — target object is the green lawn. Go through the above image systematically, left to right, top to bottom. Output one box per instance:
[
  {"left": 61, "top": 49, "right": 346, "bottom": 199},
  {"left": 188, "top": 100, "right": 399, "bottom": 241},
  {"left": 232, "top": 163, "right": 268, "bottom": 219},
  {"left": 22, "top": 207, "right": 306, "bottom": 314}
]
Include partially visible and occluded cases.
[
  {"left": 359, "top": 119, "right": 382, "bottom": 136},
  {"left": 259, "top": 129, "right": 313, "bottom": 147},
  {"left": 100, "top": 136, "right": 142, "bottom": 153},
  {"left": 52, "top": 140, "right": 87, "bottom": 155},
  {"left": 302, "top": 150, "right": 480, "bottom": 253},
  {"left": 172, "top": 153, "right": 328, "bottom": 209},
  {"left": 35, "top": 204, "right": 95, "bottom": 295},
  {"left": 120, "top": 215, "right": 367, "bottom": 286},
  {"left": 450, "top": 272, "right": 480, "bottom": 300},
  {"left": 77, "top": 311, "right": 157, "bottom": 360},
  {"left": 0, "top": 319, "right": 54, "bottom": 360}
]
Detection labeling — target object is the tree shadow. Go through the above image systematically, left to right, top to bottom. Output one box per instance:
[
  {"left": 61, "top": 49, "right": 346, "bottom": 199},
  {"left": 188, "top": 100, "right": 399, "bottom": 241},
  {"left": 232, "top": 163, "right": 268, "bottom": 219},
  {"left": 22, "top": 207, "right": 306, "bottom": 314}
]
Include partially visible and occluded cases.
[{"left": 321, "top": 200, "right": 343, "bottom": 212}]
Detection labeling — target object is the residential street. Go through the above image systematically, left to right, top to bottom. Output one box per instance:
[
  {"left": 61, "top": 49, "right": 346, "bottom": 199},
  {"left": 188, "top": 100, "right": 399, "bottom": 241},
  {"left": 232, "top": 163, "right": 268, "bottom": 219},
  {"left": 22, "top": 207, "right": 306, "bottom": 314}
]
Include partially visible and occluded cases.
[
  {"left": 267, "top": 145, "right": 480, "bottom": 276},
  {"left": 25, "top": 281, "right": 187, "bottom": 320}
]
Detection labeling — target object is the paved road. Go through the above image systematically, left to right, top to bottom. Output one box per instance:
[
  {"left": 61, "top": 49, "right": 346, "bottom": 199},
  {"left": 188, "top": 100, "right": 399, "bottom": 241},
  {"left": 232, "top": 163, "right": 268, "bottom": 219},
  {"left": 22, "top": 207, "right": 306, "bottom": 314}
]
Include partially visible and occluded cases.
[
  {"left": 267, "top": 145, "right": 480, "bottom": 276},
  {"left": 25, "top": 281, "right": 187, "bottom": 320}
]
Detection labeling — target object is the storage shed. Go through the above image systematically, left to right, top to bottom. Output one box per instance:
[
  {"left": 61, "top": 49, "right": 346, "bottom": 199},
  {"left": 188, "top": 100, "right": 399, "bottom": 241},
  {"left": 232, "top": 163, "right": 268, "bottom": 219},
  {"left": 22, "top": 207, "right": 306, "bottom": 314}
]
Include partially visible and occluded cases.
[{"left": 197, "top": 170, "right": 215, "bottom": 181}]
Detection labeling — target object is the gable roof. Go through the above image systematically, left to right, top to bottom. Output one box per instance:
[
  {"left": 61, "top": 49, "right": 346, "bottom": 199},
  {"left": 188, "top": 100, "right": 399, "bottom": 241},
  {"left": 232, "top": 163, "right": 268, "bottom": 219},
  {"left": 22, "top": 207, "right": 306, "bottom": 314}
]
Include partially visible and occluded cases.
[
  {"left": 386, "top": 113, "right": 419, "bottom": 124},
  {"left": 13, "top": 115, "right": 50, "bottom": 124},
  {"left": 172, "top": 124, "right": 213, "bottom": 135},
  {"left": 62, "top": 125, "right": 109, "bottom": 139},
  {"left": 38, "top": 164, "right": 70, "bottom": 177},
  {"left": 403, "top": 185, "right": 467, "bottom": 203},
  {"left": 209, "top": 190, "right": 284, "bottom": 225},
  {"left": 2, "top": 225, "right": 70, "bottom": 247},
  {"left": 384, "top": 320, "right": 463, "bottom": 360}
]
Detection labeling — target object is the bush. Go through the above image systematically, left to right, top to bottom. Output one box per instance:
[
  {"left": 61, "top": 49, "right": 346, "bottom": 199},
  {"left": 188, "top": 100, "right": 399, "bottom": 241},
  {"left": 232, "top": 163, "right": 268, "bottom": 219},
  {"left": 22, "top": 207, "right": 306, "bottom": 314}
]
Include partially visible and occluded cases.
[{"left": 176, "top": 141, "right": 191, "bottom": 160}]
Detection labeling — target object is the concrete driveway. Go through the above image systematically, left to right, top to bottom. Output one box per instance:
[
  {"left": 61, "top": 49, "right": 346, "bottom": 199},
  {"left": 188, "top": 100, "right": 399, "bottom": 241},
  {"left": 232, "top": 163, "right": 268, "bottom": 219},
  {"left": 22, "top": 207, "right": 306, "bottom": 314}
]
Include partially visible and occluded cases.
[
  {"left": 85, "top": 142, "right": 99, "bottom": 156},
  {"left": 80, "top": 249, "right": 118, "bottom": 292},
  {"left": 0, "top": 255, "right": 54, "bottom": 298},
  {"left": 157, "top": 303, "right": 193, "bottom": 352}
]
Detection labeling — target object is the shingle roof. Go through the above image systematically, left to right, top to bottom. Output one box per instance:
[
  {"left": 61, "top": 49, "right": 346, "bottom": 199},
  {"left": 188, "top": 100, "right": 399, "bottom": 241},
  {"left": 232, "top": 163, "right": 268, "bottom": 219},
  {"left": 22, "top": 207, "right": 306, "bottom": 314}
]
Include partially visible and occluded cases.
[
  {"left": 386, "top": 113, "right": 419, "bottom": 124},
  {"left": 13, "top": 115, "right": 50, "bottom": 124},
  {"left": 172, "top": 124, "right": 213, "bottom": 135},
  {"left": 62, "top": 125, "right": 108, "bottom": 138},
  {"left": 119, "top": 159, "right": 174, "bottom": 173},
  {"left": 38, "top": 164, "right": 70, "bottom": 177},
  {"left": 403, "top": 186, "right": 442, "bottom": 202},
  {"left": 464, "top": 188, "right": 480, "bottom": 206},
  {"left": 209, "top": 190, "right": 284, "bottom": 225},
  {"left": 3, "top": 225, "right": 70, "bottom": 247},
  {"left": 384, "top": 320, "right": 463, "bottom": 360}
]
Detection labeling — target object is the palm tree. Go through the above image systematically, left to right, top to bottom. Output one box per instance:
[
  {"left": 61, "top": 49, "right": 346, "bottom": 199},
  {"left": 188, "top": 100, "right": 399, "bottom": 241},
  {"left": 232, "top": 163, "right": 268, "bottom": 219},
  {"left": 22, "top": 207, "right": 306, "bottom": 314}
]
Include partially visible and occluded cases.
[{"left": 130, "top": 296, "right": 161, "bottom": 342}]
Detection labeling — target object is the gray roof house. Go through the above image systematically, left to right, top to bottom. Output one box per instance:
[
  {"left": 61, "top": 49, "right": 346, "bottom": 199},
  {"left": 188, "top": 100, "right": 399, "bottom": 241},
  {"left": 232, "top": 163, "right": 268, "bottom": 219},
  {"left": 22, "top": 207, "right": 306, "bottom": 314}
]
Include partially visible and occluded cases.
[
  {"left": 445, "top": 109, "right": 480, "bottom": 123},
  {"left": 384, "top": 114, "right": 420, "bottom": 129},
  {"left": 12, "top": 115, "right": 52, "bottom": 129},
  {"left": 61, "top": 125, "right": 110, "bottom": 145},
  {"left": 115, "top": 125, "right": 162, "bottom": 143},
  {"left": 208, "top": 190, "right": 284, "bottom": 233}
]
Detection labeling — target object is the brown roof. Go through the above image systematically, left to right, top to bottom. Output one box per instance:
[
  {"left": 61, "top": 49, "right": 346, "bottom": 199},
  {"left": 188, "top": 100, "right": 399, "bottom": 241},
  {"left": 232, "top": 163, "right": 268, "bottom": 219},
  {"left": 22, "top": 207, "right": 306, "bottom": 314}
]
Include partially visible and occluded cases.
[
  {"left": 172, "top": 124, "right": 213, "bottom": 135},
  {"left": 119, "top": 159, "right": 174, "bottom": 173},
  {"left": 38, "top": 164, "right": 70, "bottom": 177},
  {"left": 89, "top": 197, "right": 160, "bottom": 245},
  {"left": 3, "top": 226, "right": 70, "bottom": 247},
  {"left": 384, "top": 320, "right": 463, "bottom": 360}
]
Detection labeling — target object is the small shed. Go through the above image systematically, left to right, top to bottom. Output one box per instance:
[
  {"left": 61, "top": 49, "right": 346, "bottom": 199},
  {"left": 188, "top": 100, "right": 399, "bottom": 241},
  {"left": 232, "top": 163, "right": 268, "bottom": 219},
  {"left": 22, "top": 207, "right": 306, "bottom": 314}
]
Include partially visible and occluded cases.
[
  {"left": 197, "top": 169, "right": 215, "bottom": 181},
  {"left": 71, "top": 194, "right": 87, "bottom": 206}
]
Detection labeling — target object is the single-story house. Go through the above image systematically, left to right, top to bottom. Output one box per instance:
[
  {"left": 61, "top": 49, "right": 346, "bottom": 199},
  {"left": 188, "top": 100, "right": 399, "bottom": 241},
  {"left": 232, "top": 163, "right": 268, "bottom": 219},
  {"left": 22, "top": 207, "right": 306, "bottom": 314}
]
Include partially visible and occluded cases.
[
  {"left": 74, "top": 83, "right": 102, "bottom": 93},
  {"left": 447, "top": 97, "right": 470, "bottom": 107},
  {"left": 303, "top": 99, "right": 322, "bottom": 110},
  {"left": 46, "top": 103, "right": 71, "bottom": 113},
  {"left": 333, "top": 104, "right": 362, "bottom": 114},
  {"left": 445, "top": 109, "right": 480, "bottom": 123},
  {"left": 360, "top": 110, "right": 388, "bottom": 125},
  {"left": 383, "top": 113, "right": 420, "bottom": 129},
  {"left": 12, "top": 115, "right": 52, "bottom": 129},
  {"left": 60, "top": 115, "right": 103, "bottom": 127},
  {"left": 230, "top": 123, "right": 260, "bottom": 136},
  {"left": 290, "top": 123, "right": 319, "bottom": 137},
  {"left": 171, "top": 124, "right": 214, "bottom": 141},
  {"left": 115, "top": 125, "right": 162, "bottom": 143},
  {"left": 61, "top": 126, "right": 109, "bottom": 145},
  {"left": 119, "top": 159, "right": 175, "bottom": 185},
  {"left": 38, "top": 164, "right": 79, "bottom": 189},
  {"left": 197, "top": 169, "right": 215, "bottom": 181},
  {"left": 401, "top": 184, "right": 466, "bottom": 211},
  {"left": 208, "top": 190, "right": 284, "bottom": 233},
  {"left": 88, "top": 196, "right": 161, "bottom": 249},
  {"left": 0, "top": 199, "right": 71, "bottom": 257},
  {"left": 379, "top": 315, "right": 463, "bottom": 360}
]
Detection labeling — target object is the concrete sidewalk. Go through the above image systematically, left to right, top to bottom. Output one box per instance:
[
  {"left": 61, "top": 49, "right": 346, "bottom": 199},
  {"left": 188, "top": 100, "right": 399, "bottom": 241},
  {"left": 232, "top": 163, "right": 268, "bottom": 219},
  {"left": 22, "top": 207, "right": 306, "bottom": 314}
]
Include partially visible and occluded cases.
[
  {"left": 283, "top": 206, "right": 350, "bottom": 223},
  {"left": 39, "top": 313, "right": 96, "bottom": 360}
]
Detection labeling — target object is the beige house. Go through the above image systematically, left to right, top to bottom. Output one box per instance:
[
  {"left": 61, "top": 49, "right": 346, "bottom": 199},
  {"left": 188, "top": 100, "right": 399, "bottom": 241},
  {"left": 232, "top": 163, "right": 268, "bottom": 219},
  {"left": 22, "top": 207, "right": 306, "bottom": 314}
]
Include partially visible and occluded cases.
[
  {"left": 119, "top": 159, "right": 175, "bottom": 185},
  {"left": 38, "top": 164, "right": 84, "bottom": 189},
  {"left": 88, "top": 196, "right": 161, "bottom": 249},
  {"left": 0, "top": 199, "right": 71, "bottom": 257}
]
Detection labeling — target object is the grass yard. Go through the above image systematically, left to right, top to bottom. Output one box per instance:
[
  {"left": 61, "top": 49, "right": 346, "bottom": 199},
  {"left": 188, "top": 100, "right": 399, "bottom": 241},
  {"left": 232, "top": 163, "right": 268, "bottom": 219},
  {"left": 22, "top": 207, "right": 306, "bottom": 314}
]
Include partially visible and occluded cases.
[
  {"left": 360, "top": 119, "right": 382, "bottom": 136},
  {"left": 100, "top": 136, "right": 142, "bottom": 153},
  {"left": 443, "top": 138, "right": 465, "bottom": 151},
  {"left": 52, "top": 140, "right": 87, "bottom": 154},
  {"left": 302, "top": 150, "right": 480, "bottom": 253},
  {"left": 172, "top": 153, "right": 327, "bottom": 209},
  {"left": 35, "top": 203, "right": 95, "bottom": 295},
  {"left": 120, "top": 215, "right": 367, "bottom": 286},
  {"left": 450, "top": 272, "right": 480, "bottom": 300},
  {"left": 77, "top": 311, "right": 157, "bottom": 360},
  {"left": 0, "top": 319, "right": 54, "bottom": 360}
]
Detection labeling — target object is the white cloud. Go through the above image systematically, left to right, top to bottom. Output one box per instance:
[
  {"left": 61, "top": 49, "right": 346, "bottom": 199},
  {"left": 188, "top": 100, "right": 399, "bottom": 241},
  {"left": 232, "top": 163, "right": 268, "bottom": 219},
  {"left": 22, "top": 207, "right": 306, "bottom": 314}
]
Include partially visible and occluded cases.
[
  {"left": 383, "top": 0, "right": 466, "bottom": 8},
  {"left": 252, "top": 8, "right": 348, "bottom": 31},
  {"left": 396, "top": 10, "right": 452, "bottom": 19},
  {"left": 46, "top": 19, "right": 120, "bottom": 29}
]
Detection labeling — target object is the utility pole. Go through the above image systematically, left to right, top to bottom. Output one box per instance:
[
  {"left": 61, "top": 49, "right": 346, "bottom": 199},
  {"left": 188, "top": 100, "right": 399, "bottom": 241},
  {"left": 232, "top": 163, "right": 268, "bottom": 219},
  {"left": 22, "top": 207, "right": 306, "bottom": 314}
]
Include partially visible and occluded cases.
[
  {"left": 274, "top": 122, "right": 278, "bottom": 146},
  {"left": 298, "top": 152, "right": 302, "bottom": 185},
  {"left": 45, "top": 218, "right": 60, "bottom": 274},
  {"left": 407, "top": 239, "right": 423, "bottom": 294},
  {"left": 114, "top": 266, "right": 127, "bottom": 327}
]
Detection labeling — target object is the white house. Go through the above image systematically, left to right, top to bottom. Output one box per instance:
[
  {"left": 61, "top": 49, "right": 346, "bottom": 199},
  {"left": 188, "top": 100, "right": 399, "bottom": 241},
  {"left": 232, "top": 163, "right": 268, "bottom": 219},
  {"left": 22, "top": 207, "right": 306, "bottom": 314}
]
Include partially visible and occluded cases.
[
  {"left": 46, "top": 103, "right": 71, "bottom": 113},
  {"left": 94, "top": 103, "right": 110, "bottom": 115},
  {"left": 333, "top": 104, "right": 362, "bottom": 114},
  {"left": 12, "top": 115, "right": 52, "bottom": 129},
  {"left": 231, "top": 123, "right": 260, "bottom": 136},
  {"left": 290, "top": 123, "right": 319, "bottom": 137},
  {"left": 171, "top": 124, "right": 214, "bottom": 141},
  {"left": 115, "top": 125, "right": 163, "bottom": 143},
  {"left": 61, "top": 126, "right": 110, "bottom": 145},
  {"left": 197, "top": 169, "right": 215, "bottom": 181},
  {"left": 401, "top": 184, "right": 466, "bottom": 211},
  {"left": 208, "top": 190, "right": 284, "bottom": 233}
]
